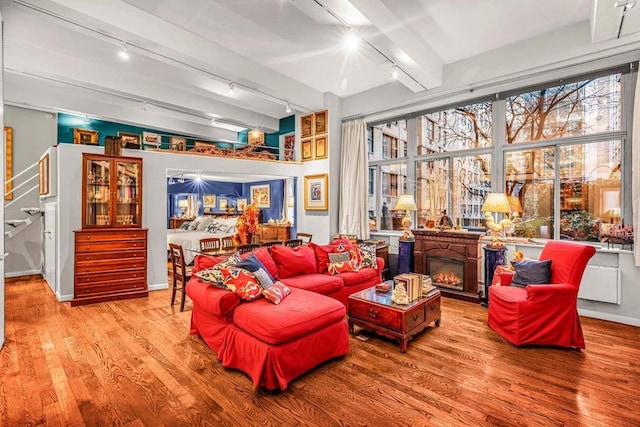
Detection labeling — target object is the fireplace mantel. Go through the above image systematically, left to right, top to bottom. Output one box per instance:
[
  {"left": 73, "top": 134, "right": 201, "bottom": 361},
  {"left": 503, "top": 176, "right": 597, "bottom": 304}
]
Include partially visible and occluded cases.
[{"left": 413, "top": 229, "right": 484, "bottom": 302}]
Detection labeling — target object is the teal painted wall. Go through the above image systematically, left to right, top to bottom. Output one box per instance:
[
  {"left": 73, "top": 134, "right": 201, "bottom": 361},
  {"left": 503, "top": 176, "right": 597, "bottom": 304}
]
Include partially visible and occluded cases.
[{"left": 59, "top": 113, "right": 295, "bottom": 152}]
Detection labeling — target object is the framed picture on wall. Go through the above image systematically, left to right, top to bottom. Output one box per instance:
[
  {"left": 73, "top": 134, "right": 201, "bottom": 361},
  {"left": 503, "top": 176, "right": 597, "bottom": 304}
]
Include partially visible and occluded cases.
[
  {"left": 314, "top": 110, "right": 328, "bottom": 134},
  {"left": 301, "top": 114, "right": 314, "bottom": 139},
  {"left": 73, "top": 128, "right": 99, "bottom": 145},
  {"left": 248, "top": 130, "right": 265, "bottom": 145},
  {"left": 118, "top": 131, "right": 142, "bottom": 149},
  {"left": 143, "top": 131, "right": 161, "bottom": 149},
  {"left": 314, "top": 135, "right": 328, "bottom": 159},
  {"left": 170, "top": 136, "right": 186, "bottom": 151},
  {"left": 301, "top": 138, "right": 313, "bottom": 162},
  {"left": 304, "top": 174, "right": 328, "bottom": 210},
  {"left": 250, "top": 184, "right": 270, "bottom": 208},
  {"left": 203, "top": 194, "right": 216, "bottom": 208},
  {"left": 219, "top": 198, "right": 228, "bottom": 211},
  {"left": 237, "top": 198, "right": 247, "bottom": 212}
]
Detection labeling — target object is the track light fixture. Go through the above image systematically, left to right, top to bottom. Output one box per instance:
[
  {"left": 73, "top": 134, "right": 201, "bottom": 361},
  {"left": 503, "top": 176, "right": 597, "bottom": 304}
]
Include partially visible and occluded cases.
[
  {"left": 344, "top": 28, "right": 360, "bottom": 51},
  {"left": 118, "top": 42, "right": 130, "bottom": 61},
  {"left": 391, "top": 64, "right": 399, "bottom": 80},
  {"left": 228, "top": 82, "right": 235, "bottom": 95},
  {"left": 141, "top": 101, "right": 149, "bottom": 111},
  {"left": 285, "top": 102, "right": 292, "bottom": 114},
  {"left": 83, "top": 115, "right": 90, "bottom": 123},
  {"left": 211, "top": 117, "right": 216, "bottom": 125},
  {"left": 178, "top": 175, "right": 185, "bottom": 184},
  {"left": 168, "top": 177, "right": 175, "bottom": 185}
]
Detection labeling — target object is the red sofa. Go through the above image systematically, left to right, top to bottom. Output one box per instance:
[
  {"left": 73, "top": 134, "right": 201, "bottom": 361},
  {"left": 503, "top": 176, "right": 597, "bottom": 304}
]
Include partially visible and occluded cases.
[{"left": 186, "top": 244, "right": 384, "bottom": 390}]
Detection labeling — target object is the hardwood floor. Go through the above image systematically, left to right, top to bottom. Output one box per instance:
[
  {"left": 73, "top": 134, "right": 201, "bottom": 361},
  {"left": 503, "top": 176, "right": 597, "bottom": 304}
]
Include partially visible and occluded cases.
[{"left": 2, "top": 276, "right": 640, "bottom": 426}]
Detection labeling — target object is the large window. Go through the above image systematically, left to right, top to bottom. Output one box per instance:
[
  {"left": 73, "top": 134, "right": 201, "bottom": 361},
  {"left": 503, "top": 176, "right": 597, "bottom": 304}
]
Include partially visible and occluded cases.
[
  {"left": 366, "top": 68, "right": 629, "bottom": 243},
  {"left": 368, "top": 120, "right": 408, "bottom": 231}
]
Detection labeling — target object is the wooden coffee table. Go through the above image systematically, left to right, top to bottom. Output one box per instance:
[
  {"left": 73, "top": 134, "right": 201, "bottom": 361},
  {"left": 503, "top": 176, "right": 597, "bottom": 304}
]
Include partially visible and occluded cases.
[{"left": 348, "top": 285, "right": 441, "bottom": 352}]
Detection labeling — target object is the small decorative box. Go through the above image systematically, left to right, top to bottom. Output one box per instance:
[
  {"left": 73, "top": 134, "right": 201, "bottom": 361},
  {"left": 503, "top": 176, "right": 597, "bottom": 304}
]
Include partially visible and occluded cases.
[{"left": 375, "top": 281, "right": 392, "bottom": 293}]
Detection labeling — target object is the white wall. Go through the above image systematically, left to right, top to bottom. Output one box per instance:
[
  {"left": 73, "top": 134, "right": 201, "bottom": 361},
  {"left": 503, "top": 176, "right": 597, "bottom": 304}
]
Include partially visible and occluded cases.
[
  {"left": 4, "top": 106, "right": 57, "bottom": 276},
  {"left": 55, "top": 144, "right": 306, "bottom": 301}
]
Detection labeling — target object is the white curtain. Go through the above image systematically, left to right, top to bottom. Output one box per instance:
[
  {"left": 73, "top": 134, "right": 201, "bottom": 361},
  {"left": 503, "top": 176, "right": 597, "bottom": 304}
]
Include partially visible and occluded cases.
[
  {"left": 633, "top": 71, "right": 640, "bottom": 265},
  {"left": 339, "top": 119, "right": 369, "bottom": 240}
]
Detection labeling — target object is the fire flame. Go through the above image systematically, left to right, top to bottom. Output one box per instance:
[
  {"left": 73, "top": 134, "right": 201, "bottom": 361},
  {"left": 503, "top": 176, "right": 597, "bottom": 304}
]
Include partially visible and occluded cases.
[{"left": 434, "top": 272, "right": 461, "bottom": 285}]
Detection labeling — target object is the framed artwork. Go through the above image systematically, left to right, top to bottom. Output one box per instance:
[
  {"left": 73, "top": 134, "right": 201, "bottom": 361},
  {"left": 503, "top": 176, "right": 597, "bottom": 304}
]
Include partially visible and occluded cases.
[
  {"left": 314, "top": 110, "right": 328, "bottom": 134},
  {"left": 301, "top": 114, "right": 314, "bottom": 139},
  {"left": 4, "top": 127, "right": 12, "bottom": 200},
  {"left": 73, "top": 128, "right": 99, "bottom": 145},
  {"left": 248, "top": 130, "right": 265, "bottom": 145},
  {"left": 143, "top": 131, "right": 161, "bottom": 149},
  {"left": 118, "top": 132, "right": 142, "bottom": 149},
  {"left": 283, "top": 134, "right": 295, "bottom": 162},
  {"left": 314, "top": 135, "right": 328, "bottom": 159},
  {"left": 170, "top": 136, "right": 186, "bottom": 151},
  {"left": 301, "top": 138, "right": 313, "bottom": 162},
  {"left": 505, "top": 151, "right": 534, "bottom": 175},
  {"left": 39, "top": 153, "right": 49, "bottom": 196},
  {"left": 304, "top": 174, "right": 328, "bottom": 210},
  {"left": 250, "top": 184, "right": 271, "bottom": 208},
  {"left": 203, "top": 194, "right": 216, "bottom": 208},
  {"left": 219, "top": 198, "right": 228, "bottom": 211},
  {"left": 237, "top": 198, "right": 248, "bottom": 212}
]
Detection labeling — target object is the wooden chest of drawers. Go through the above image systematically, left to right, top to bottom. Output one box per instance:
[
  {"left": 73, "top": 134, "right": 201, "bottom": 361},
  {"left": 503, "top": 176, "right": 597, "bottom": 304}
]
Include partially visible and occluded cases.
[
  {"left": 258, "top": 224, "right": 291, "bottom": 242},
  {"left": 72, "top": 228, "right": 148, "bottom": 306}
]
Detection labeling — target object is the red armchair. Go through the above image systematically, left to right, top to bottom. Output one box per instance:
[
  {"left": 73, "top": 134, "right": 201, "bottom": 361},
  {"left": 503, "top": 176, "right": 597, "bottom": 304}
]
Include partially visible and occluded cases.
[{"left": 488, "top": 241, "right": 596, "bottom": 349}]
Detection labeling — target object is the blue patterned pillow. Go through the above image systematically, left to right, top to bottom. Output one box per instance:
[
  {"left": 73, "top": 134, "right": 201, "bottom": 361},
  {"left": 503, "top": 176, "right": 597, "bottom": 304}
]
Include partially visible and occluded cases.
[
  {"left": 179, "top": 221, "right": 191, "bottom": 230},
  {"left": 205, "top": 222, "right": 219, "bottom": 233},
  {"left": 194, "top": 252, "right": 242, "bottom": 288}
]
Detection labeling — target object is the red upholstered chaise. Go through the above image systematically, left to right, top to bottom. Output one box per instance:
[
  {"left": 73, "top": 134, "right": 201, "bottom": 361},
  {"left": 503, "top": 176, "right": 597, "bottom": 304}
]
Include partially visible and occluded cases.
[
  {"left": 488, "top": 240, "right": 595, "bottom": 349},
  {"left": 186, "top": 245, "right": 384, "bottom": 390}
]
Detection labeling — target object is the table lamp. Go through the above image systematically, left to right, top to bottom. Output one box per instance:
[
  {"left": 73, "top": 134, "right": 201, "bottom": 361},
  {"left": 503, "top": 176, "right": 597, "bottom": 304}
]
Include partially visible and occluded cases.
[
  {"left": 481, "top": 193, "right": 512, "bottom": 247},
  {"left": 394, "top": 194, "right": 417, "bottom": 241},
  {"left": 178, "top": 199, "right": 188, "bottom": 217},
  {"left": 608, "top": 208, "right": 621, "bottom": 224}
]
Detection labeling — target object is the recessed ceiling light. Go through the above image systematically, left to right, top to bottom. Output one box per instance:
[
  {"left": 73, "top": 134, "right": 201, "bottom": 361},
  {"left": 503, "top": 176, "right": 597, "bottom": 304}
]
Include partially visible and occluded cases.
[
  {"left": 344, "top": 29, "right": 359, "bottom": 51},
  {"left": 118, "top": 42, "right": 130, "bottom": 61}
]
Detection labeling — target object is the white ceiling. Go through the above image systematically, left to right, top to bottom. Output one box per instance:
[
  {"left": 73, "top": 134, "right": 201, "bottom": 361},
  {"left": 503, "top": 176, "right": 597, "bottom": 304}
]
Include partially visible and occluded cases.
[{"left": 3, "top": 0, "right": 640, "bottom": 136}]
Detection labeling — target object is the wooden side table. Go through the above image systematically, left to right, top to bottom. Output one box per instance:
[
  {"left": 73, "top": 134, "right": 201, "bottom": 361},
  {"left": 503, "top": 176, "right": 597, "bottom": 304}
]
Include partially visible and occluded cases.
[{"left": 348, "top": 286, "right": 441, "bottom": 352}]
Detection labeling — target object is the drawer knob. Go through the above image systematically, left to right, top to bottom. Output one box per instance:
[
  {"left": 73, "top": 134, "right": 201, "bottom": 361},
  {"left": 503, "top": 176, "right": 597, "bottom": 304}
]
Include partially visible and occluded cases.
[
  {"left": 86, "top": 236, "right": 91, "bottom": 240},
  {"left": 133, "top": 274, "right": 137, "bottom": 278},
  {"left": 86, "top": 278, "right": 90, "bottom": 282},
  {"left": 85, "top": 290, "right": 89, "bottom": 293},
  {"left": 430, "top": 304, "right": 437, "bottom": 311},
  {"left": 368, "top": 308, "right": 379, "bottom": 318},
  {"left": 412, "top": 313, "right": 420, "bottom": 322}
]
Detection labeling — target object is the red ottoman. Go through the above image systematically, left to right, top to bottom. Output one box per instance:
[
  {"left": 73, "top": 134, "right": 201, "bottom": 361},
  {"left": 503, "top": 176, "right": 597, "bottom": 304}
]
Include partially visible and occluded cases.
[{"left": 219, "top": 287, "right": 349, "bottom": 390}]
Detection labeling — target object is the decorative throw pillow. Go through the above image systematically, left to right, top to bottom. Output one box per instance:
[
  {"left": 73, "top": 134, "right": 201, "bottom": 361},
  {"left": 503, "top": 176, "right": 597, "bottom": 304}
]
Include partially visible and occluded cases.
[
  {"left": 187, "top": 220, "right": 200, "bottom": 231},
  {"left": 179, "top": 221, "right": 191, "bottom": 230},
  {"left": 205, "top": 222, "right": 219, "bottom": 233},
  {"left": 331, "top": 241, "right": 362, "bottom": 265},
  {"left": 308, "top": 243, "right": 335, "bottom": 274},
  {"left": 270, "top": 245, "right": 317, "bottom": 279},
  {"left": 359, "top": 245, "right": 377, "bottom": 269},
  {"left": 194, "top": 252, "right": 241, "bottom": 288},
  {"left": 328, "top": 252, "right": 351, "bottom": 264},
  {"left": 236, "top": 254, "right": 275, "bottom": 282},
  {"left": 328, "top": 259, "right": 361, "bottom": 275},
  {"left": 511, "top": 259, "right": 552, "bottom": 287},
  {"left": 221, "top": 267, "right": 263, "bottom": 301},
  {"left": 252, "top": 268, "right": 274, "bottom": 289},
  {"left": 262, "top": 281, "right": 291, "bottom": 305}
]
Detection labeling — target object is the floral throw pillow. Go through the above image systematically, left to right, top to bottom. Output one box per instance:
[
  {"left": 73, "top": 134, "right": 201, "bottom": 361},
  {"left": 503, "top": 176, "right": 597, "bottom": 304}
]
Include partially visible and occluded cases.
[
  {"left": 187, "top": 220, "right": 200, "bottom": 231},
  {"left": 179, "top": 221, "right": 191, "bottom": 230},
  {"left": 205, "top": 222, "right": 219, "bottom": 233},
  {"left": 332, "top": 242, "right": 362, "bottom": 265},
  {"left": 359, "top": 245, "right": 377, "bottom": 270},
  {"left": 194, "top": 252, "right": 241, "bottom": 288},
  {"left": 328, "top": 259, "right": 361, "bottom": 275},
  {"left": 221, "top": 267, "right": 263, "bottom": 301},
  {"left": 262, "top": 281, "right": 291, "bottom": 305}
]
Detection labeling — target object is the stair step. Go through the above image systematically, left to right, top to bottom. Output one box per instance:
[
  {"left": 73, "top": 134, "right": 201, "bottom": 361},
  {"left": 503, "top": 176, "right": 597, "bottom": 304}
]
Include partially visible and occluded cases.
[
  {"left": 20, "top": 207, "right": 43, "bottom": 215},
  {"left": 5, "top": 219, "right": 28, "bottom": 227}
]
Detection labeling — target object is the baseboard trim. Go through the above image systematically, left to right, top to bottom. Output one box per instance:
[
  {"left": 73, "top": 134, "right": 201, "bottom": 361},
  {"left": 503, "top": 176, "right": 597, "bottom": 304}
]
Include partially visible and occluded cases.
[
  {"left": 5, "top": 269, "right": 42, "bottom": 279},
  {"left": 149, "top": 283, "right": 169, "bottom": 291},
  {"left": 57, "top": 293, "right": 73, "bottom": 302},
  {"left": 578, "top": 308, "right": 640, "bottom": 327}
]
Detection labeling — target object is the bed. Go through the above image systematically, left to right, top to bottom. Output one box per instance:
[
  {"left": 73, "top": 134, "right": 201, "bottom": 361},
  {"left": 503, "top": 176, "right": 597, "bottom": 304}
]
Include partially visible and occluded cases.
[{"left": 167, "top": 216, "right": 239, "bottom": 265}]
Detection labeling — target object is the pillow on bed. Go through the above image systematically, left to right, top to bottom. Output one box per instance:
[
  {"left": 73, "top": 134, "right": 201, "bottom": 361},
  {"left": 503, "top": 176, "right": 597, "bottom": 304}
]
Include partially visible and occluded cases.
[
  {"left": 196, "top": 216, "right": 215, "bottom": 231},
  {"left": 187, "top": 220, "right": 200, "bottom": 231},
  {"left": 179, "top": 221, "right": 191, "bottom": 230},
  {"left": 205, "top": 222, "right": 219, "bottom": 233}
]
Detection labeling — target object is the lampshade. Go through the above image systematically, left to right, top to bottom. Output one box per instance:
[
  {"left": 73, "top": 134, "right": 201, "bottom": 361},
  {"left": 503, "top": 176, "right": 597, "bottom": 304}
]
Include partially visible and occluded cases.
[
  {"left": 481, "top": 193, "right": 511, "bottom": 213},
  {"left": 394, "top": 194, "right": 417, "bottom": 211},
  {"left": 507, "top": 195, "right": 523, "bottom": 213},
  {"left": 178, "top": 199, "right": 188, "bottom": 208},
  {"left": 608, "top": 208, "right": 621, "bottom": 219}
]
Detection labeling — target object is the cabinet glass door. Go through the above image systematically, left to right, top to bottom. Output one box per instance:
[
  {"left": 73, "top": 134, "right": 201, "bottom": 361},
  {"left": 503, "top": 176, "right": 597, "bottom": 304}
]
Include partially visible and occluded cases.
[
  {"left": 85, "top": 158, "right": 111, "bottom": 227},
  {"left": 116, "top": 160, "right": 141, "bottom": 226}
]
